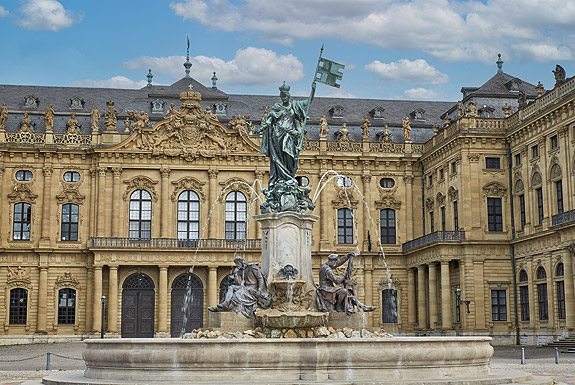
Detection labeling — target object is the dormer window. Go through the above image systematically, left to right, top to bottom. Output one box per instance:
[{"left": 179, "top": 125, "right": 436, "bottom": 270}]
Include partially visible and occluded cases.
[
  {"left": 506, "top": 78, "right": 522, "bottom": 92},
  {"left": 24, "top": 95, "right": 39, "bottom": 109},
  {"left": 70, "top": 96, "right": 85, "bottom": 110},
  {"left": 151, "top": 99, "right": 165, "bottom": 114},
  {"left": 214, "top": 102, "right": 227, "bottom": 115},
  {"left": 330, "top": 105, "right": 344, "bottom": 119},
  {"left": 478, "top": 106, "right": 495, "bottom": 118},
  {"left": 370, "top": 107, "right": 385, "bottom": 119},
  {"left": 411, "top": 108, "right": 425, "bottom": 120}
]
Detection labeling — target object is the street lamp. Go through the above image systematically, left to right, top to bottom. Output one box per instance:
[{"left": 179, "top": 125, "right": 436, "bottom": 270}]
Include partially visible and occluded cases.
[
  {"left": 455, "top": 287, "right": 471, "bottom": 315},
  {"left": 100, "top": 295, "right": 106, "bottom": 339}
]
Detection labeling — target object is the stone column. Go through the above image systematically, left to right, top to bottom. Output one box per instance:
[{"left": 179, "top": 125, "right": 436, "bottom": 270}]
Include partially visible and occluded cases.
[
  {"left": 40, "top": 166, "right": 53, "bottom": 245},
  {"left": 96, "top": 167, "right": 107, "bottom": 237},
  {"left": 111, "top": 168, "right": 122, "bottom": 237},
  {"left": 160, "top": 168, "right": 170, "bottom": 238},
  {"left": 208, "top": 168, "right": 218, "bottom": 238},
  {"left": 361, "top": 173, "right": 371, "bottom": 251},
  {"left": 404, "top": 175, "right": 414, "bottom": 241},
  {"left": 563, "top": 247, "right": 575, "bottom": 329},
  {"left": 546, "top": 256, "right": 556, "bottom": 326},
  {"left": 473, "top": 259, "right": 486, "bottom": 329},
  {"left": 527, "top": 259, "right": 536, "bottom": 330},
  {"left": 440, "top": 261, "right": 452, "bottom": 329},
  {"left": 428, "top": 262, "right": 439, "bottom": 329},
  {"left": 364, "top": 263, "right": 374, "bottom": 326},
  {"left": 417, "top": 265, "right": 427, "bottom": 329},
  {"left": 36, "top": 266, "right": 48, "bottom": 333},
  {"left": 85, "top": 266, "right": 93, "bottom": 331},
  {"left": 93, "top": 266, "right": 103, "bottom": 332},
  {"left": 108, "top": 266, "right": 118, "bottom": 333},
  {"left": 159, "top": 266, "right": 168, "bottom": 333},
  {"left": 208, "top": 266, "right": 218, "bottom": 307},
  {"left": 407, "top": 267, "right": 416, "bottom": 329}
]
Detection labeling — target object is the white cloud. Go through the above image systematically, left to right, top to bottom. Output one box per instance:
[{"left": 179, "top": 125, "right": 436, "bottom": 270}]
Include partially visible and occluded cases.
[
  {"left": 17, "top": 0, "right": 81, "bottom": 31},
  {"left": 169, "top": 0, "right": 575, "bottom": 62},
  {"left": 0, "top": 6, "right": 9, "bottom": 17},
  {"left": 123, "top": 47, "right": 305, "bottom": 87},
  {"left": 366, "top": 59, "right": 449, "bottom": 86},
  {"left": 70, "top": 76, "right": 147, "bottom": 89},
  {"left": 400, "top": 88, "right": 446, "bottom": 100}
]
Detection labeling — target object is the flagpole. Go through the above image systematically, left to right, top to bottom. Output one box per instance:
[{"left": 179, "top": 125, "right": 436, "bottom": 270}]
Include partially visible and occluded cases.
[{"left": 297, "top": 45, "right": 323, "bottom": 156}]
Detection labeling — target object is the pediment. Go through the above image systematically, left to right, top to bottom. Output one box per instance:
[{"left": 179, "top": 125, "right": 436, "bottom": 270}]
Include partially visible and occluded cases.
[{"left": 110, "top": 86, "right": 259, "bottom": 160}]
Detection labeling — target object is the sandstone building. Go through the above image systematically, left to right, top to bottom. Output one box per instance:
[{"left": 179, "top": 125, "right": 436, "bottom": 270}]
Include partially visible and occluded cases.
[{"left": 0, "top": 58, "right": 573, "bottom": 344}]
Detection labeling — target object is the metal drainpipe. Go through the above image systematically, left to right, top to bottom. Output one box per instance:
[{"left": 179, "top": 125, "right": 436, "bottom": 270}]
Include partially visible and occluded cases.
[
  {"left": 507, "top": 141, "right": 520, "bottom": 345},
  {"left": 422, "top": 163, "right": 426, "bottom": 236}
]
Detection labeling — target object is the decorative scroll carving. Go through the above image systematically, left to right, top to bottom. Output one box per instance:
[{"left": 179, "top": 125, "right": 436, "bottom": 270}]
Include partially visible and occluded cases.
[
  {"left": 112, "top": 85, "right": 259, "bottom": 160},
  {"left": 301, "top": 137, "right": 320, "bottom": 151},
  {"left": 327, "top": 140, "right": 362, "bottom": 152},
  {"left": 369, "top": 142, "right": 405, "bottom": 153},
  {"left": 550, "top": 163, "right": 562, "bottom": 180},
  {"left": 532, "top": 171, "right": 542, "bottom": 187},
  {"left": 123, "top": 176, "right": 159, "bottom": 201},
  {"left": 171, "top": 177, "right": 206, "bottom": 201},
  {"left": 219, "top": 178, "right": 253, "bottom": 198},
  {"left": 482, "top": 181, "right": 507, "bottom": 198},
  {"left": 8, "top": 184, "right": 38, "bottom": 203},
  {"left": 332, "top": 186, "right": 359, "bottom": 209},
  {"left": 448, "top": 186, "right": 459, "bottom": 201},
  {"left": 56, "top": 189, "right": 85, "bottom": 204},
  {"left": 436, "top": 192, "right": 446, "bottom": 206},
  {"left": 375, "top": 196, "right": 402, "bottom": 210},
  {"left": 425, "top": 197, "right": 434, "bottom": 211},
  {"left": 7, "top": 266, "right": 31, "bottom": 288},
  {"left": 55, "top": 272, "right": 80, "bottom": 288}
]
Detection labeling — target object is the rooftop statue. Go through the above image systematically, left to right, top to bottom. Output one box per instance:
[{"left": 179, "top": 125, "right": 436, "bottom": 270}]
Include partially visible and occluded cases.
[
  {"left": 253, "top": 81, "right": 316, "bottom": 214},
  {"left": 0, "top": 103, "right": 8, "bottom": 130},
  {"left": 44, "top": 105, "right": 55, "bottom": 132},
  {"left": 316, "top": 252, "right": 376, "bottom": 314},
  {"left": 208, "top": 256, "right": 271, "bottom": 318}
]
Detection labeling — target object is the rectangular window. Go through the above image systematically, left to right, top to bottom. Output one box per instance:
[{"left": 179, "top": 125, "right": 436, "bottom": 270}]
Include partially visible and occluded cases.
[
  {"left": 550, "top": 135, "right": 558, "bottom": 149},
  {"left": 532, "top": 144, "right": 539, "bottom": 158},
  {"left": 515, "top": 153, "right": 521, "bottom": 166},
  {"left": 485, "top": 157, "right": 501, "bottom": 169},
  {"left": 451, "top": 162, "right": 457, "bottom": 174},
  {"left": 439, "top": 169, "right": 444, "bottom": 180},
  {"left": 428, "top": 174, "right": 433, "bottom": 186},
  {"left": 556, "top": 180, "right": 564, "bottom": 214},
  {"left": 536, "top": 188, "right": 544, "bottom": 224},
  {"left": 519, "top": 194, "right": 526, "bottom": 230},
  {"left": 487, "top": 197, "right": 503, "bottom": 231},
  {"left": 453, "top": 201, "right": 459, "bottom": 230},
  {"left": 13, "top": 202, "right": 32, "bottom": 240},
  {"left": 61, "top": 204, "right": 79, "bottom": 241},
  {"left": 441, "top": 206, "right": 446, "bottom": 231},
  {"left": 337, "top": 208, "right": 354, "bottom": 244},
  {"left": 380, "top": 209, "right": 396, "bottom": 244},
  {"left": 429, "top": 211, "right": 434, "bottom": 233},
  {"left": 557, "top": 281, "right": 566, "bottom": 320},
  {"left": 537, "top": 283, "right": 548, "bottom": 320},
  {"left": 519, "top": 285, "right": 530, "bottom": 321},
  {"left": 9, "top": 288, "right": 27, "bottom": 325},
  {"left": 58, "top": 288, "right": 76, "bottom": 324},
  {"left": 381, "top": 289, "right": 398, "bottom": 323},
  {"left": 491, "top": 290, "right": 507, "bottom": 321}
]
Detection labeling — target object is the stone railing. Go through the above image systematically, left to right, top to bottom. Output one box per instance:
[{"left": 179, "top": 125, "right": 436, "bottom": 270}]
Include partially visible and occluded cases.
[
  {"left": 472, "top": 118, "right": 505, "bottom": 130},
  {"left": 5, "top": 131, "right": 46, "bottom": 144},
  {"left": 53, "top": 133, "right": 92, "bottom": 146},
  {"left": 326, "top": 140, "right": 362, "bottom": 152},
  {"left": 551, "top": 209, "right": 575, "bottom": 227},
  {"left": 402, "top": 230, "right": 466, "bottom": 253},
  {"left": 89, "top": 237, "right": 261, "bottom": 249}
]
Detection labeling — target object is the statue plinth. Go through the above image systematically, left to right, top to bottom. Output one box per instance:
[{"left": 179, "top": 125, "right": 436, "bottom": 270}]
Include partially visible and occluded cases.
[{"left": 254, "top": 212, "right": 319, "bottom": 312}]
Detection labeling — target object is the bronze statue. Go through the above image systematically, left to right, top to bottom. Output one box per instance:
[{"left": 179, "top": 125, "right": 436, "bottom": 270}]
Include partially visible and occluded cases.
[
  {"left": 316, "top": 252, "right": 376, "bottom": 314},
  {"left": 208, "top": 256, "right": 271, "bottom": 318}
]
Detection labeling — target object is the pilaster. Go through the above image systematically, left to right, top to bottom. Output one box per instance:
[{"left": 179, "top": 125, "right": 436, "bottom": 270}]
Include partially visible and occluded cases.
[
  {"left": 440, "top": 261, "right": 452, "bottom": 329},
  {"left": 428, "top": 262, "right": 438, "bottom": 329},
  {"left": 417, "top": 265, "right": 427, "bottom": 329},
  {"left": 108, "top": 266, "right": 118, "bottom": 333},
  {"left": 159, "top": 266, "right": 168, "bottom": 333}
]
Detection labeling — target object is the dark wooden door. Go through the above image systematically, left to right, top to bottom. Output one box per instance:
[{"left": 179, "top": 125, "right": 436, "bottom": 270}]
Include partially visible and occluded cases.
[
  {"left": 170, "top": 273, "right": 204, "bottom": 337},
  {"left": 121, "top": 289, "right": 155, "bottom": 338}
]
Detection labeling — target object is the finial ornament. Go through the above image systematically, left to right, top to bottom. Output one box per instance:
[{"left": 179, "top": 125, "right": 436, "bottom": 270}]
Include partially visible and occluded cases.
[
  {"left": 184, "top": 35, "right": 192, "bottom": 78},
  {"left": 496, "top": 53, "right": 504, "bottom": 74},
  {"left": 147, "top": 69, "right": 153, "bottom": 85},
  {"left": 211, "top": 72, "right": 218, "bottom": 88},
  {"left": 279, "top": 81, "right": 290, "bottom": 93}
]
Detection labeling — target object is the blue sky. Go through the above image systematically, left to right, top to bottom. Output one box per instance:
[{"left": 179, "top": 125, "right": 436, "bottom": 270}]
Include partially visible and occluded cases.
[{"left": 0, "top": 0, "right": 574, "bottom": 101}]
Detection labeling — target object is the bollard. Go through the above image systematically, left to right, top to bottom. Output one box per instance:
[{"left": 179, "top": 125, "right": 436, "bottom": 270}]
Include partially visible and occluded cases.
[
  {"left": 521, "top": 347, "right": 525, "bottom": 365},
  {"left": 555, "top": 347, "right": 559, "bottom": 364},
  {"left": 46, "top": 352, "right": 51, "bottom": 370}
]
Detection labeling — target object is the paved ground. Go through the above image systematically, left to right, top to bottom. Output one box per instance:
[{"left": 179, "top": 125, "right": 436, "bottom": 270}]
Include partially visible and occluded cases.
[{"left": 0, "top": 342, "right": 573, "bottom": 384}]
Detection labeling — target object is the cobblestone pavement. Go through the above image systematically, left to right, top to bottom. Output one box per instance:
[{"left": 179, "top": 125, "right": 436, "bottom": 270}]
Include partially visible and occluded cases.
[{"left": 0, "top": 342, "right": 574, "bottom": 384}]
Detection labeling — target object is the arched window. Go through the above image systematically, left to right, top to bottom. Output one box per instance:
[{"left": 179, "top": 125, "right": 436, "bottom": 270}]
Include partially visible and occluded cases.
[
  {"left": 15, "top": 170, "right": 33, "bottom": 181},
  {"left": 63, "top": 171, "right": 80, "bottom": 182},
  {"left": 129, "top": 190, "right": 152, "bottom": 239},
  {"left": 177, "top": 191, "right": 200, "bottom": 240},
  {"left": 225, "top": 191, "right": 246, "bottom": 240},
  {"left": 13, "top": 202, "right": 31, "bottom": 240},
  {"left": 61, "top": 203, "right": 79, "bottom": 241},
  {"left": 337, "top": 208, "right": 353, "bottom": 244},
  {"left": 380, "top": 209, "right": 396, "bottom": 244},
  {"left": 556, "top": 262, "right": 566, "bottom": 320},
  {"left": 556, "top": 263, "right": 564, "bottom": 277},
  {"left": 536, "top": 266, "right": 547, "bottom": 280},
  {"left": 536, "top": 266, "right": 548, "bottom": 320},
  {"left": 518, "top": 270, "right": 530, "bottom": 322},
  {"left": 519, "top": 270, "right": 528, "bottom": 282},
  {"left": 123, "top": 273, "right": 155, "bottom": 289},
  {"left": 219, "top": 274, "right": 235, "bottom": 303},
  {"left": 9, "top": 288, "right": 27, "bottom": 325},
  {"left": 58, "top": 288, "right": 76, "bottom": 324},
  {"left": 381, "top": 289, "right": 397, "bottom": 323}
]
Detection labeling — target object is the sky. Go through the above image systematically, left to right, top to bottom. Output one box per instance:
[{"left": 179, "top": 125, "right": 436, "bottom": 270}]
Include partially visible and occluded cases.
[{"left": 0, "top": 0, "right": 574, "bottom": 101}]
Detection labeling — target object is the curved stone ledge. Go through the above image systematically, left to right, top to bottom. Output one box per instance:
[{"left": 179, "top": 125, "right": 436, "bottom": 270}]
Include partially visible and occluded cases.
[{"left": 82, "top": 336, "right": 494, "bottom": 383}]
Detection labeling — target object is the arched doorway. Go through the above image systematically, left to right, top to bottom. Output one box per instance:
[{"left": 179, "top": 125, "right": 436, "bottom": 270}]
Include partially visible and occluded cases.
[
  {"left": 121, "top": 273, "right": 155, "bottom": 338},
  {"left": 170, "top": 273, "right": 204, "bottom": 337}
]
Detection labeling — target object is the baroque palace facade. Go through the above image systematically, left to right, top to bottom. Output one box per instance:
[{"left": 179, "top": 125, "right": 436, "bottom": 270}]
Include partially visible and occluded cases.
[{"left": 0, "top": 59, "right": 574, "bottom": 344}]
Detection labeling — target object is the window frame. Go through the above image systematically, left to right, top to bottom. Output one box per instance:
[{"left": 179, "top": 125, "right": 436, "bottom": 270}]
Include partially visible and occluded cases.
[
  {"left": 550, "top": 135, "right": 558, "bottom": 149},
  {"left": 531, "top": 144, "right": 539, "bottom": 158},
  {"left": 485, "top": 157, "right": 501, "bottom": 169},
  {"left": 15, "top": 170, "right": 33, "bottom": 181},
  {"left": 63, "top": 171, "right": 81, "bottom": 182},
  {"left": 556, "top": 180, "right": 563, "bottom": 214},
  {"left": 536, "top": 188, "right": 544, "bottom": 225},
  {"left": 129, "top": 190, "right": 152, "bottom": 239},
  {"left": 177, "top": 190, "right": 200, "bottom": 240},
  {"left": 225, "top": 191, "right": 247, "bottom": 240},
  {"left": 518, "top": 194, "right": 526, "bottom": 230},
  {"left": 487, "top": 197, "right": 503, "bottom": 232},
  {"left": 453, "top": 201, "right": 459, "bottom": 230},
  {"left": 13, "top": 202, "right": 32, "bottom": 240},
  {"left": 61, "top": 203, "right": 79, "bottom": 241},
  {"left": 337, "top": 208, "right": 354, "bottom": 244},
  {"left": 380, "top": 208, "right": 396, "bottom": 244},
  {"left": 519, "top": 285, "right": 530, "bottom": 321},
  {"left": 9, "top": 288, "right": 28, "bottom": 325},
  {"left": 57, "top": 288, "right": 76, "bottom": 325},
  {"left": 381, "top": 289, "right": 398, "bottom": 324},
  {"left": 491, "top": 289, "right": 507, "bottom": 321}
]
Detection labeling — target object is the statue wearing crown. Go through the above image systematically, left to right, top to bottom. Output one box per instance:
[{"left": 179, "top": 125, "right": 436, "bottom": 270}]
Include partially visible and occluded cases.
[{"left": 253, "top": 81, "right": 316, "bottom": 213}]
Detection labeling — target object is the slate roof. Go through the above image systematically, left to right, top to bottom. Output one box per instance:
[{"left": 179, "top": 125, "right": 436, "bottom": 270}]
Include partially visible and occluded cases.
[{"left": 461, "top": 72, "right": 538, "bottom": 99}]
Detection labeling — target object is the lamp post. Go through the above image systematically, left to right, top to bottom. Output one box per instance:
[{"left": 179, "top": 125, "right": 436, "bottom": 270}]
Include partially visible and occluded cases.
[
  {"left": 455, "top": 287, "right": 462, "bottom": 323},
  {"left": 100, "top": 295, "right": 106, "bottom": 339}
]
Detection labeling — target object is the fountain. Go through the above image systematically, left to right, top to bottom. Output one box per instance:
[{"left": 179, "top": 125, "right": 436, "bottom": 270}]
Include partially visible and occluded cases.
[{"left": 44, "top": 80, "right": 543, "bottom": 385}]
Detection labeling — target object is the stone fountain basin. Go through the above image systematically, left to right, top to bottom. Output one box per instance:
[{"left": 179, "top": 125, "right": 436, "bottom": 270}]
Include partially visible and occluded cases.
[
  {"left": 254, "top": 309, "right": 328, "bottom": 328},
  {"left": 80, "top": 337, "right": 494, "bottom": 384}
]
